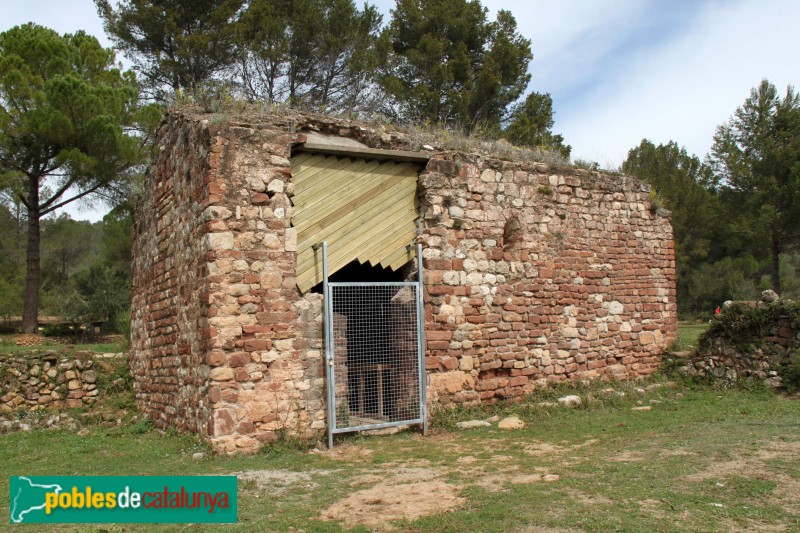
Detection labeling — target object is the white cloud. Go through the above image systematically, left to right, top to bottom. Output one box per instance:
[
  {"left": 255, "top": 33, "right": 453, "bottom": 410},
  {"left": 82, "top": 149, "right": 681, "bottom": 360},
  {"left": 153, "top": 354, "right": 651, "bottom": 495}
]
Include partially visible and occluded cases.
[
  {"left": 2, "top": 0, "right": 109, "bottom": 46},
  {"left": 482, "top": 0, "right": 649, "bottom": 97},
  {"left": 555, "top": 0, "right": 800, "bottom": 168}
]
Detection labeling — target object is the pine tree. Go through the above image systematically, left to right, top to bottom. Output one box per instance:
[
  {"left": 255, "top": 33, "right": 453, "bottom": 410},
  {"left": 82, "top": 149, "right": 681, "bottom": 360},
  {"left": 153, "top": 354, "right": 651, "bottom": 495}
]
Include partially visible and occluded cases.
[
  {"left": 96, "top": 0, "right": 245, "bottom": 100},
  {"left": 381, "top": 0, "right": 531, "bottom": 132},
  {"left": 0, "top": 24, "right": 143, "bottom": 332},
  {"left": 710, "top": 80, "right": 800, "bottom": 294}
]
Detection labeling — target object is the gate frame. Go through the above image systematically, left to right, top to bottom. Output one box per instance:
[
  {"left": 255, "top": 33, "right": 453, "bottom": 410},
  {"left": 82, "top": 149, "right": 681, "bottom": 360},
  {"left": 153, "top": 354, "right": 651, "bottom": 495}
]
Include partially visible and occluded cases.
[{"left": 321, "top": 241, "right": 427, "bottom": 448}]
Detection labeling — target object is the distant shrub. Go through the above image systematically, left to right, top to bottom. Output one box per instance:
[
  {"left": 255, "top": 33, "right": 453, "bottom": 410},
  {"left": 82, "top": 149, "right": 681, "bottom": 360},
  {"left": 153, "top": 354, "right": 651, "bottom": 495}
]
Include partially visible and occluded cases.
[
  {"left": 699, "top": 300, "right": 800, "bottom": 351},
  {"left": 778, "top": 349, "right": 800, "bottom": 391}
]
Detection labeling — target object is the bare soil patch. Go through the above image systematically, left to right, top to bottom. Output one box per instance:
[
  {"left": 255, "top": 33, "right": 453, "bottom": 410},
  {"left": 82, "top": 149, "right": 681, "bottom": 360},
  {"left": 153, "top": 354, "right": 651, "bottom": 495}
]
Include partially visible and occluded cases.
[
  {"left": 683, "top": 439, "right": 800, "bottom": 514},
  {"left": 523, "top": 440, "right": 566, "bottom": 456},
  {"left": 312, "top": 442, "right": 374, "bottom": 460},
  {"left": 606, "top": 450, "right": 647, "bottom": 462},
  {"left": 234, "top": 469, "right": 323, "bottom": 494},
  {"left": 321, "top": 480, "right": 463, "bottom": 530},
  {"left": 562, "top": 489, "right": 612, "bottom": 506}
]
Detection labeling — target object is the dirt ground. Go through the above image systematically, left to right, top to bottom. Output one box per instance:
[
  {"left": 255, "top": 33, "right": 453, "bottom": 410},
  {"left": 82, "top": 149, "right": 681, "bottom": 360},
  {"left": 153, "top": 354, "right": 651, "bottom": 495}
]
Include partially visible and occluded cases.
[{"left": 233, "top": 435, "right": 800, "bottom": 531}]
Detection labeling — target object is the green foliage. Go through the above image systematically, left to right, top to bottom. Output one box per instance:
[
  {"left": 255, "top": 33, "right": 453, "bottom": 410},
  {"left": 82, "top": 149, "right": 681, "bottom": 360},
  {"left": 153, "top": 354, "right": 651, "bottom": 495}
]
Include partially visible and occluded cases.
[
  {"left": 96, "top": 0, "right": 245, "bottom": 100},
  {"left": 237, "top": 0, "right": 383, "bottom": 113},
  {"left": 381, "top": 0, "right": 531, "bottom": 133},
  {"left": 0, "top": 24, "right": 144, "bottom": 332},
  {"left": 0, "top": 25, "right": 141, "bottom": 186},
  {"left": 709, "top": 79, "right": 800, "bottom": 294},
  {"left": 622, "top": 80, "right": 800, "bottom": 317},
  {"left": 504, "top": 92, "right": 571, "bottom": 158},
  {"left": 623, "top": 139, "right": 716, "bottom": 251},
  {"left": 572, "top": 158, "right": 599, "bottom": 170},
  {"left": 98, "top": 209, "right": 133, "bottom": 276},
  {"left": 40, "top": 215, "right": 98, "bottom": 291},
  {"left": 682, "top": 256, "right": 761, "bottom": 316},
  {"left": 63, "top": 264, "right": 130, "bottom": 327},
  {"left": 0, "top": 276, "right": 22, "bottom": 325},
  {"left": 699, "top": 300, "right": 800, "bottom": 351},
  {"left": 116, "top": 309, "right": 131, "bottom": 350},
  {"left": 41, "top": 323, "right": 80, "bottom": 337},
  {"left": 672, "top": 323, "right": 709, "bottom": 352},
  {"left": 777, "top": 349, "right": 800, "bottom": 391},
  {"left": 96, "top": 359, "right": 133, "bottom": 395}
]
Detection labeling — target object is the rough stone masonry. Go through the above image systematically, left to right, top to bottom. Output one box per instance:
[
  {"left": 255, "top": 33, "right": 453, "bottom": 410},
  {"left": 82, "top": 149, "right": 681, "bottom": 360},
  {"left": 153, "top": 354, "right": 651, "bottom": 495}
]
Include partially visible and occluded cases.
[{"left": 131, "top": 109, "right": 677, "bottom": 453}]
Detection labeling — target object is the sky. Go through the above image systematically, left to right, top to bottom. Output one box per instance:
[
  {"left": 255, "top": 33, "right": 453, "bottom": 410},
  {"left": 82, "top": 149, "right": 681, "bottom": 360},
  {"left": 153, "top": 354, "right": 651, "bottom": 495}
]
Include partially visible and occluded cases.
[{"left": 3, "top": 0, "right": 800, "bottom": 220}]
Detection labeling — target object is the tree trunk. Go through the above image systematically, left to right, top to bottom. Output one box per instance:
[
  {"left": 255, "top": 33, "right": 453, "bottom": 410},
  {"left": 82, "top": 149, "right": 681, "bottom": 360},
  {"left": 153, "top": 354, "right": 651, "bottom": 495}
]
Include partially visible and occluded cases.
[
  {"left": 21, "top": 176, "right": 41, "bottom": 334},
  {"left": 771, "top": 231, "right": 781, "bottom": 295}
]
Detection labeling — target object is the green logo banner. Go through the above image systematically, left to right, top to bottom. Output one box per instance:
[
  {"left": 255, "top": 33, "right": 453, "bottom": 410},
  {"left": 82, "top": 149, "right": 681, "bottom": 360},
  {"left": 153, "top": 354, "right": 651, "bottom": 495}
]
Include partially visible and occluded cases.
[{"left": 9, "top": 476, "right": 237, "bottom": 524}]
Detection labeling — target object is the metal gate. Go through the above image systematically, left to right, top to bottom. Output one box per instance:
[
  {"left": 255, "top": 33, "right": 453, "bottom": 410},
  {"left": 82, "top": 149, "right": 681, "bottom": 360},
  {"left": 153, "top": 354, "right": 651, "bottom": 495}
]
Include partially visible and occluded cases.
[{"left": 321, "top": 242, "right": 427, "bottom": 448}]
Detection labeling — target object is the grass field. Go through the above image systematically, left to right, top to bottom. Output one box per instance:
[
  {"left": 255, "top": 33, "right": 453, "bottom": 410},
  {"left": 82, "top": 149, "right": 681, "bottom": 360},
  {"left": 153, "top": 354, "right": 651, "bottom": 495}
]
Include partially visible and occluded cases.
[
  {"left": 675, "top": 323, "right": 709, "bottom": 352},
  {"left": 0, "top": 335, "right": 125, "bottom": 355},
  {"left": 1, "top": 376, "right": 798, "bottom": 532}
]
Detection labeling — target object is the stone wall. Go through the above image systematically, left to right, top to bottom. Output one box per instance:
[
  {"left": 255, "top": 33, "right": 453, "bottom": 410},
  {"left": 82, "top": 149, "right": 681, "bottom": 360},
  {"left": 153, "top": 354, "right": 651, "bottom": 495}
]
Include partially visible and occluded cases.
[
  {"left": 131, "top": 109, "right": 677, "bottom": 453},
  {"left": 131, "top": 114, "right": 216, "bottom": 436},
  {"left": 418, "top": 156, "right": 677, "bottom": 404},
  {"left": 685, "top": 303, "right": 798, "bottom": 388},
  {"left": 0, "top": 353, "right": 100, "bottom": 412}
]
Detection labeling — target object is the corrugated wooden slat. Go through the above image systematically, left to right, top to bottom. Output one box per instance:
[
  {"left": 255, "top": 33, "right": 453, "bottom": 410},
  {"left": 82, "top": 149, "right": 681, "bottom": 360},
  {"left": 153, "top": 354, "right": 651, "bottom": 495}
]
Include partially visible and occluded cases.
[
  {"left": 291, "top": 153, "right": 421, "bottom": 292},
  {"left": 292, "top": 156, "right": 356, "bottom": 192},
  {"left": 292, "top": 159, "right": 384, "bottom": 211},
  {"left": 292, "top": 161, "right": 417, "bottom": 226},
  {"left": 297, "top": 178, "right": 417, "bottom": 251},
  {"left": 295, "top": 197, "right": 417, "bottom": 283},
  {"left": 358, "top": 209, "right": 419, "bottom": 265}
]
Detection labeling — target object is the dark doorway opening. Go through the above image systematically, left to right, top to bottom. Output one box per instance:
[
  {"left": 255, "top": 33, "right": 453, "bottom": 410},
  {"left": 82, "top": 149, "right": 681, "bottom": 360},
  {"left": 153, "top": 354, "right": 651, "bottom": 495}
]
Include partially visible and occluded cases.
[
  {"left": 310, "top": 258, "right": 407, "bottom": 294},
  {"left": 323, "top": 259, "right": 418, "bottom": 422}
]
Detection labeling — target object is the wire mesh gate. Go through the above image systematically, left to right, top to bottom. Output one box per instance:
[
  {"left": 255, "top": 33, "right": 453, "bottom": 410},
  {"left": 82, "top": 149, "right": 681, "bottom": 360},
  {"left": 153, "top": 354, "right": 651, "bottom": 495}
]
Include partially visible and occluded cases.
[{"left": 321, "top": 242, "right": 427, "bottom": 448}]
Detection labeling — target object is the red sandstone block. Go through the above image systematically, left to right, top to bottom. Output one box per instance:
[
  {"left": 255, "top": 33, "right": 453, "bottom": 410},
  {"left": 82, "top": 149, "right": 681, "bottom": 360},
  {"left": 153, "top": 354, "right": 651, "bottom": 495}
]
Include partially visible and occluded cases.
[
  {"left": 427, "top": 286, "right": 454, "bottom": 296},
  {"left": 427, "top": 331, "right": 453, "bottom": 341},
  {"left": 244, "top": 339, "right": 270, "bottom": 352},
  {"left": 428, "top": 341, "right": 450, "bottom": 350},
  {"left": 207, "top": 351, "right": 226, "bottom": 367},
  {"left": 229, "top": 352, "right": 250, "bottom": 367},
  {"left": 442, "top": 357, "right": 459, "bottom": 371},
  {"left": 479, "top": 360, "right": 502, "bottom": 371},
  {"left": 209, "top": 387, "right": 222, "bottom": 402},
  {"left": 222, "top": 389, "right": 239, "bottom": 403},
  {"left": 237, "top": 421, "right": 254, "bottom": 434},
  {"left": 255, "top": 431, "right": 279, "bottom": 443}
]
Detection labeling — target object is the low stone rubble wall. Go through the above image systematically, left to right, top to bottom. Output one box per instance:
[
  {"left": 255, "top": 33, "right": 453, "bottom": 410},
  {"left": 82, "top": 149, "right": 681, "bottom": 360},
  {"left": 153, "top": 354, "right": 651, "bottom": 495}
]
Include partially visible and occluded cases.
[
  {"left": 685, "top": 298, "right": 798, "bottom": 388},
  {"left": 0, "top": 352, "right": 125, "bottom": 413}
]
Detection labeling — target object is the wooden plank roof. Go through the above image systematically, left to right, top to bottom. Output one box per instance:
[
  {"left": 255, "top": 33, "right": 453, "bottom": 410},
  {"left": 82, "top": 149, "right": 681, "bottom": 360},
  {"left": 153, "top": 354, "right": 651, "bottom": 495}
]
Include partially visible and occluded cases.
[{"left": 291, "top": 152, "right": 421, "bottom": 292}]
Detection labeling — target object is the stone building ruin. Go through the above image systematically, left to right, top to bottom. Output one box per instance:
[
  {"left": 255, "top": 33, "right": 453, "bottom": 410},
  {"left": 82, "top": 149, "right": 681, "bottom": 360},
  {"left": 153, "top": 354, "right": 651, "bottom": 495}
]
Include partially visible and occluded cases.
[{"left": 131, "top": 109, "right": 677, "bottom": 453}]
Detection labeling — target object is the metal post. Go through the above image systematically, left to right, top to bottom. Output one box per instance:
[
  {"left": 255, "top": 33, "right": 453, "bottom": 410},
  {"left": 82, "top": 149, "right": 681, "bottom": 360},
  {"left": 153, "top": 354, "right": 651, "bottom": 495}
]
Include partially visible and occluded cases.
[
  {"left": 321, "top": 241, "right": 335, "bottom": 449},
  {"left": 416, "top": 244, "right": 428, "bottom": 435}
]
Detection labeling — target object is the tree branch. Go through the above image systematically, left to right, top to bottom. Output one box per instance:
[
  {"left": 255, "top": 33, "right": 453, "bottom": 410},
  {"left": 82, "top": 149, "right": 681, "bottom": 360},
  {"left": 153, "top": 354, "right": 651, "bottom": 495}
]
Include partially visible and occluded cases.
[
  {"left": 39, "top": 175, "right": 80, "bottom": 210},
  {"left": 40, "top": 182, "right": 105, "bottom": 216},
  {"left": 16, "top": 191, "right": 32, "bottom": 211}
]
